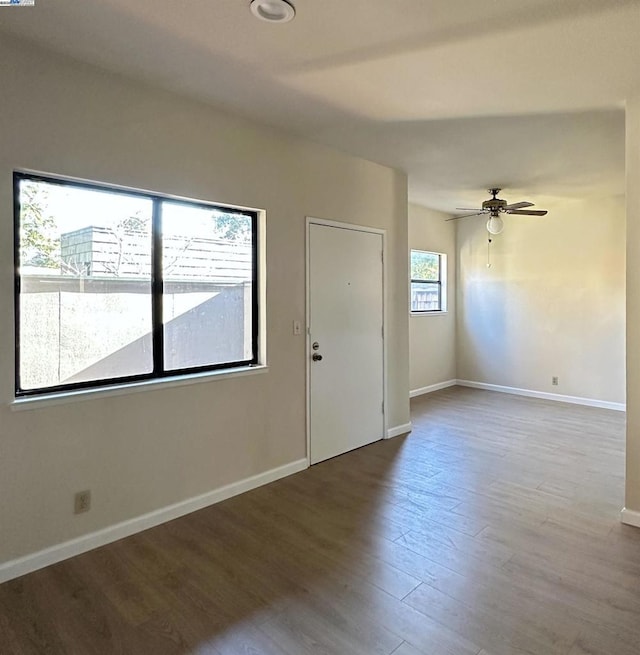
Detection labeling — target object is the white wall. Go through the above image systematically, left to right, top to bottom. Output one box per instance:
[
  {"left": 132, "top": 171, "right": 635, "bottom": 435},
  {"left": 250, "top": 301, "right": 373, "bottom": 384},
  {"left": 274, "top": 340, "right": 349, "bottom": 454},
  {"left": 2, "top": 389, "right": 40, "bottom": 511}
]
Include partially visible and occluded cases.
[
  {"left": 0, "top": 37, "right": 409, "bottom": 566},
  {"left": 456, "top": 197, "right": 625, "bottom": 404},
  {"left": 408, "top": 204, "right": 456, "bottom": 393}
]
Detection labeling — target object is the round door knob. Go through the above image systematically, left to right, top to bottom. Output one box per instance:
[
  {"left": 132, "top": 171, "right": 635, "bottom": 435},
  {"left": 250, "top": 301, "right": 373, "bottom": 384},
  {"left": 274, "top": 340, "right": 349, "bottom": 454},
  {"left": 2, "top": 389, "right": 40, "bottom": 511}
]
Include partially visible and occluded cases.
[{"left": 312, "top": 353, "right": 323, "bottom": 361}]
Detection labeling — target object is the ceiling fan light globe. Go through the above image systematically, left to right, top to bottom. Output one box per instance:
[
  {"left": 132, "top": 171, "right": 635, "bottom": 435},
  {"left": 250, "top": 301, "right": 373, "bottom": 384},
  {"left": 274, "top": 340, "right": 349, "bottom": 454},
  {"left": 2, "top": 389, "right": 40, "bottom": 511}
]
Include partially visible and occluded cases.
[{"left": 486, "top": 215, "right": 504, "bottom": 235}]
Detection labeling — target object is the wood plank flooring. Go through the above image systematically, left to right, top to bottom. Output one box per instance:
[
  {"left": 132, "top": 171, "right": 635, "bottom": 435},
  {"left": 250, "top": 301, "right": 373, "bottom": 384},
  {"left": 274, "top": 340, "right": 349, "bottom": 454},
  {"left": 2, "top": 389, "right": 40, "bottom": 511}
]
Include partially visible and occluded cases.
[{"left": 1, "top": 386, "right": 638, "bottom": 654}]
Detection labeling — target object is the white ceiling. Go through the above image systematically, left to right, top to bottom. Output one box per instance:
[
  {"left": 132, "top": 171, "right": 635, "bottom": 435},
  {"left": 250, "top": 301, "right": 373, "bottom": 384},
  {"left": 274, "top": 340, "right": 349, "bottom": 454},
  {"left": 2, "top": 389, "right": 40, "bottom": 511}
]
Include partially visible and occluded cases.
[{"left": 1, "top": 0, "right": 638, "bottom": 211}]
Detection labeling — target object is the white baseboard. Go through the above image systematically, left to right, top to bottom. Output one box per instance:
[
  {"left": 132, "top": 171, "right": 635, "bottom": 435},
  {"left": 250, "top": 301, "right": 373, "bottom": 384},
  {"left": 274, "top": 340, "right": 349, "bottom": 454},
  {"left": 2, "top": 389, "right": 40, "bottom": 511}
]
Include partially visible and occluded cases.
[
  {"left": 456, "top": 379, "right": 626, "bottom": 412},
  {"left": 410, "top": 380, "right": 457, "bottom": 398},
  {"left": 386, "top": 422, "right": 412, "bottom": 439},
  {"left": 0, "top": 458, "right": 308, "bottom": 585},
  {"left": 621, "top": 507, "right": 640, "bottom": 528}
]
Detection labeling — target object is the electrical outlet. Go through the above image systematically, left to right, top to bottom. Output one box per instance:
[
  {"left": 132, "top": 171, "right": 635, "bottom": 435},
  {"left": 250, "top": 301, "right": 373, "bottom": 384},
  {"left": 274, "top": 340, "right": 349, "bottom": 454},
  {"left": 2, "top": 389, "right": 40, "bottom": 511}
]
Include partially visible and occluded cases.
[
  {"left": 552, "top": 376, "right": 559, "bottom": 386},
  {"left": 74, "top": 490, "right": 91, "bottom": 514}
]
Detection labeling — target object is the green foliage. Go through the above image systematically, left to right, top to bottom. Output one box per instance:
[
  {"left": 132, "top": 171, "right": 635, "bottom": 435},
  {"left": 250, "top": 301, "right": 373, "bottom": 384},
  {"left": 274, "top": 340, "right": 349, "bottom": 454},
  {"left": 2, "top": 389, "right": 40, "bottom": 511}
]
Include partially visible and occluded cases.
[
  {"left": 20, "top": 182, "right": 60, "bottom": 268},
  {"left": 118, "top": 212, "right": 150, "bottom": 234},
  {"left": 212, "top": 212, "right": 252, "bottom": 243},
  {"left": 411, "top": 251, "right": 439, "bottom": 281}
]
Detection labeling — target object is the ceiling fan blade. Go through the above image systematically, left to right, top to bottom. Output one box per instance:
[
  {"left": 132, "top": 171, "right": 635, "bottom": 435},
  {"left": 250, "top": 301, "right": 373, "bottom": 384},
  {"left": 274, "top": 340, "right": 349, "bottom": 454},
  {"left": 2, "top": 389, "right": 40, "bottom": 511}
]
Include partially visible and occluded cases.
[
  {"left": 504, "top": 201, "right": 534, "bottom": 210},
  {"left": 455, "top": 207, "right": 484, "bottom": 211},
  {"left": 507, "top": 209, "right": 548, "bottom": 216},
  {"left": 445, "top": 212, "right": 486, "bottom": 221}
]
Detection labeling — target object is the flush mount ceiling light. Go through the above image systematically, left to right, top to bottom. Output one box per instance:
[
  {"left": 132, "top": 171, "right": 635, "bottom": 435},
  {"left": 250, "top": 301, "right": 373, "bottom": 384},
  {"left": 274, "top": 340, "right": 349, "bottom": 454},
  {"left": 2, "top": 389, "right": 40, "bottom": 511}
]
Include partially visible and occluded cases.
[{"left": 250, "top": 0, "right": 296, "bottom": 23}]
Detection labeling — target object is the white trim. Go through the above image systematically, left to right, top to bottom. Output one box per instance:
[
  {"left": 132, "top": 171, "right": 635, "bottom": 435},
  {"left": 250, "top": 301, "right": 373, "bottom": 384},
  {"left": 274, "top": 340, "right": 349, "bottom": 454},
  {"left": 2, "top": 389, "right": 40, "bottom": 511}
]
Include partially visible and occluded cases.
[
  {"left": 257, "top": 209, "right": 268, "bottom": 368},
  {"left": 305, "top": 216, "right": 386, "bottom": 236},
  {"left": 305, "top": 217, "right": 387, "bottom": 464},
  {"left": 306, "top": 220, "right": 311, "bottom": 462},
  {"left": 410, "top": 311, "right": 448, "bottom": 317},
  {"left": 11, "top": 366, "right": 269, "bottom": 411},
  {"left": 410, "top": 380, "right": 457, "bottom": 398},
  {"left": 456, "top": 380, "right": 626, "bottom": 412},
  {"left": 386, "top": 423, "right": 412, "bottom": 439},
  {"left": 0, "top": 458, "right": 308, "bottom": 584},
  {"left": 621, "top": 508, "right": 640, "bottom": 528}
]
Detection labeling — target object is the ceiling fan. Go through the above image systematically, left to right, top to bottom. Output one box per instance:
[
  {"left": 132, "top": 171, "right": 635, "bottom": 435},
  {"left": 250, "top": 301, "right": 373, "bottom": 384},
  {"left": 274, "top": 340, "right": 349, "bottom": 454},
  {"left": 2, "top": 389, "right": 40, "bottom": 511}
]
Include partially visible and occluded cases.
[{"left": 446, "top": 188, "right": 548, "bottom": 234}]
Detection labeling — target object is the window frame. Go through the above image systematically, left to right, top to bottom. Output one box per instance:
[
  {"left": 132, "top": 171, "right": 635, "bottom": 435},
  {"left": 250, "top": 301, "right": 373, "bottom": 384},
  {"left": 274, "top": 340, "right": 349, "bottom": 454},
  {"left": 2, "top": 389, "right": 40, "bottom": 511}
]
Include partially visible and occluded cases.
[
  {"left": 14, "top": 171, "right": 260, "bottom": 398},
  {"left": 410, "top": 249, "right": 447, "bottom": 314}
]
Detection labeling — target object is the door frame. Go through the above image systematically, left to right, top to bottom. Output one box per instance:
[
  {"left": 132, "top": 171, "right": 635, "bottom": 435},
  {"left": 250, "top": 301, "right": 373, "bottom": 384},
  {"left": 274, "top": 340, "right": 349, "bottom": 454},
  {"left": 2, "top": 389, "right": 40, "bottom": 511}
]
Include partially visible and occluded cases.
[{"left": 305, "top": 216, "right": 388, "bottom": 464}]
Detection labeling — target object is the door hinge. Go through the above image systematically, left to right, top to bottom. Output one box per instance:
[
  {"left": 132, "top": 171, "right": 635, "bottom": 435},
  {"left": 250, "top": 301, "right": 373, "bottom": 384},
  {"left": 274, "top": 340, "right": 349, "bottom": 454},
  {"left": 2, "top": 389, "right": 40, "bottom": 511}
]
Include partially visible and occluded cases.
[
  {"left": 381, "top": 250, "right": 384, "bottom": 263},
  {"left": 381, "top": 325, "right": 384, "bottom": 337},
  {"left": 382, "top": 400, "right": 384, "bottom": 413}
]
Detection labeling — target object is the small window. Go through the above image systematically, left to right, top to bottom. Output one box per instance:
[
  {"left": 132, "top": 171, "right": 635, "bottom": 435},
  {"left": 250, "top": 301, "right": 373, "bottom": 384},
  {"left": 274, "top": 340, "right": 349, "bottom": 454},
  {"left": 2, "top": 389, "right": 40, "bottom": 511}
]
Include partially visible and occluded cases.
[
  {"left": 14, "top": 172, "right": 259, "bottom": 396},
  {"left": 410, "top": 250, "right": 446, "bottom": 313}
]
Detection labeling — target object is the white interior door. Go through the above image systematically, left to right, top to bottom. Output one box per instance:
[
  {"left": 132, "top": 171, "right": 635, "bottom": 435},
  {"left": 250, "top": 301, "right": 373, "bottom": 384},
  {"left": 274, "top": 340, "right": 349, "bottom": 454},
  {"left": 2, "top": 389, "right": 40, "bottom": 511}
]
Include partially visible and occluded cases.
[{"left": 308, "top": 222, "right": 384, "bottom": 465}]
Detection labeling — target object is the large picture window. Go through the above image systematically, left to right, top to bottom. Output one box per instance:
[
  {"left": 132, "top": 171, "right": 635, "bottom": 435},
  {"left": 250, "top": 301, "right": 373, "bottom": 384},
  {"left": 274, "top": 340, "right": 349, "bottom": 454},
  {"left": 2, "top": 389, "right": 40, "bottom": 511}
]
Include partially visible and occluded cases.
[
  {"left": 14, "top": 172, "right": 259, "bottom": 397},
  {"left": 410, "top": 250, "right": 446, "bottom": 313}
]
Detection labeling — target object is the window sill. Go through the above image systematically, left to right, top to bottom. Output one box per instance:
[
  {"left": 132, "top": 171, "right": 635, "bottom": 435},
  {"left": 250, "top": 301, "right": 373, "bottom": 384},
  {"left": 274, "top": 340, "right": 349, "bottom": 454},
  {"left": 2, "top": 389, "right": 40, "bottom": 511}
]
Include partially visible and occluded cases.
[
  {"left": 410, "top": 311, "right": 448, "bottom": 317},
  {"left": 10, "top": 365, "right": 269, "bottom": 411}
]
